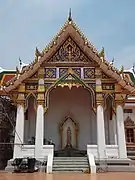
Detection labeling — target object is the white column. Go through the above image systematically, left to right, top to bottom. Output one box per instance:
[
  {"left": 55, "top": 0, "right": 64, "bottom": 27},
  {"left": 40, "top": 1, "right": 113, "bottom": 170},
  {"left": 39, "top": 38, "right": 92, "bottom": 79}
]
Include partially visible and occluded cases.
[
  {"left": 13, "top": 104, "right": 24, "bottom": 158},
  {"left": 35, "top": 104, "right": 44, "bottom": 159},
  {"left": 97, "top": 104, "right": 106, "bottom": 159},
  {"left": 116, "top": 105, "right": 127, "bottom": 158},
  {"left": 113, "top": 114, "right": 117, "bottom": 145}
]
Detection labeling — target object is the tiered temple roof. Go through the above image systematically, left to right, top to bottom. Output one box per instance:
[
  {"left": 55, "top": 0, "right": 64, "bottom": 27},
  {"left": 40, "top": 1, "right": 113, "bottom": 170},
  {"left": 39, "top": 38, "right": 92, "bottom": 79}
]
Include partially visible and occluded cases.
[{"left": 0, "top": 13, "right": 135, "bottom": 95}]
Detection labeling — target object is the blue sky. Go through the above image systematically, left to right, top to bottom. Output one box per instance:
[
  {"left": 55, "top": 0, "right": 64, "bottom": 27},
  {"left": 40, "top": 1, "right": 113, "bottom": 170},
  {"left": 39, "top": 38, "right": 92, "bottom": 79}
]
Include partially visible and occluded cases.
[{"left": 0, "top": 0, "right": 135, "bottom": 70}]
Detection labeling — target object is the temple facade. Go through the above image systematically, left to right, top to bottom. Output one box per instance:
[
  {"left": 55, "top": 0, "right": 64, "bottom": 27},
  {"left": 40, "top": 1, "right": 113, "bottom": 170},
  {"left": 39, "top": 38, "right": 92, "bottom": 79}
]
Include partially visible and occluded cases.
[{"left": 1, "top": 16, "right": 135, "bottom": 164}]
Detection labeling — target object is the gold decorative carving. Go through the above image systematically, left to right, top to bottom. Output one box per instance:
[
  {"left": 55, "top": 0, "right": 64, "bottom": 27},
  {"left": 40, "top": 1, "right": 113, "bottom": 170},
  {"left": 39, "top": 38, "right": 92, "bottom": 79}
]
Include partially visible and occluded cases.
[
  {"left": 48, "top": 37, "right": 94, "bottom": 63},
  {"left": 38, "top": 68, "right": 44, "bottom": 79},
  {"left": 95, "top": 68, "right": 102, "bottom": 78},
  {"left": 96, "top": 79, "right": 102, "bottom": 93},
  {"left": 58, "top": 82, "right": 82, "bottom": 90},
  {"left": 18, "top": 83, "right": 25, "bottom": 93},
  {"left": 26, "top": 84, "right": 37, "bottom": 90},
  {"left": 37, "top": 84, "right": 45, "bottom": 92},
  {"left": 102, "top": 84, "right": 115, "bottom": 90},
  {"left": 96, "top": 85, "right": 102, "bottom": 92},
  {"left": 16, "top": 93, "right": 25, "bottom": 107},
  {"left": 37, "top": 93, "right": 45, "bottom": 101},
  {"left": 96, "top": 93, "right": 104, "bottom": 107},
  {"left": 115, "top": 93, "right": 127, "bottom": 107}
]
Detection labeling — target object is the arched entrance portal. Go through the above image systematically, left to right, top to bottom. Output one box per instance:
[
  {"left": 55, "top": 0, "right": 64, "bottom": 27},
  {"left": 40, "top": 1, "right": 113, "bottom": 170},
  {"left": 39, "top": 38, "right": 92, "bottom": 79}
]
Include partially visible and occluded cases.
[{"left": 44, "top": 86, "right": 96, "bottom": 156}]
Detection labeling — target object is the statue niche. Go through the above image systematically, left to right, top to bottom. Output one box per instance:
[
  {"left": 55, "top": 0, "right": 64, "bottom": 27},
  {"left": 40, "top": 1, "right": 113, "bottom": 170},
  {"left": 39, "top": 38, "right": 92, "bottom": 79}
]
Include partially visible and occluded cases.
[{"left": 59, "top": 116, "right": 78, "bottom": 149}]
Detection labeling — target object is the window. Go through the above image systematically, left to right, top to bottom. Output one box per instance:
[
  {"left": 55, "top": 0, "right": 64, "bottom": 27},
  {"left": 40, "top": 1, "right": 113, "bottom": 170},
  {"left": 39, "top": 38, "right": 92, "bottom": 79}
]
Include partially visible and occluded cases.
[
  {"left": 124, "top": 109, "right": 133, "bottom": 113},
  {"left": 124, "top": 116, "right": 135, "bottom": 144},
  {"left": 126, "top": 128, "right": 134, "bottom": 143}
]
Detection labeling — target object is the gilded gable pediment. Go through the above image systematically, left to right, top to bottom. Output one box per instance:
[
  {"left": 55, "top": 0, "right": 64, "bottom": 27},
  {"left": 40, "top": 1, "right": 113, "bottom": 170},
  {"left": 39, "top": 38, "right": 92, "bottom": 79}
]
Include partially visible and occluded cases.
[{"left": 46, "top": 37, "right": 97, "bottom": 65}]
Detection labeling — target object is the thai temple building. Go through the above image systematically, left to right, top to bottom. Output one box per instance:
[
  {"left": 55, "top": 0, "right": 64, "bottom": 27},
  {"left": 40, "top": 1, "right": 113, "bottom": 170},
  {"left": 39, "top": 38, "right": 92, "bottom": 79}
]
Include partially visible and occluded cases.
[{"left": 1, "top": 12, "right": 135, "bottom": 173}]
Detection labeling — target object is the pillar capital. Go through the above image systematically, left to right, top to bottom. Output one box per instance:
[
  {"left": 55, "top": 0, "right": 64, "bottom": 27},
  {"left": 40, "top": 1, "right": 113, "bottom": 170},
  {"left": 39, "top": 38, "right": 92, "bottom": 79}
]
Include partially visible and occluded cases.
[
  {"left": 18, "top": 83, "right": 25, "bottom": 93},
  {"left": 16, "top": 93, "right": 25, "bottom": 107},
  {"left": 96, "top": 93, "right": 104, "bottom": 108},
  {"left": 115, "top": 93, "right": 126, "bottom": 108}
]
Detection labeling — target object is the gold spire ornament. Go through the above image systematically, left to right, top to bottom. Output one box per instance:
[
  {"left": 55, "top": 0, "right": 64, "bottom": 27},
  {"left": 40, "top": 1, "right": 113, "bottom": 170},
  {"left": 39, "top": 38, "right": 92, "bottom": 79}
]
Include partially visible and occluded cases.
[
  {"left": 68, "top": 8, "right": 72, "bottom": 22},
  {"left": 35, "top": 47, "right": 44, "bottom": 62},
  {"left": 99, "top": 47, "right": 105, "bottom": 58},
  {"left": 119, "top": 65, "right": 124, "bottom": 74}
]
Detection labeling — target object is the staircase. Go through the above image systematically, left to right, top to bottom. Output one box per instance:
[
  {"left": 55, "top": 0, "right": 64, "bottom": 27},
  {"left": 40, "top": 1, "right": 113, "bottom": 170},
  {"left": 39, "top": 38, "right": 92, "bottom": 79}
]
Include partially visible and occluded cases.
[{"left": 52, "top": 157, "right": 89, "bottom": 173}]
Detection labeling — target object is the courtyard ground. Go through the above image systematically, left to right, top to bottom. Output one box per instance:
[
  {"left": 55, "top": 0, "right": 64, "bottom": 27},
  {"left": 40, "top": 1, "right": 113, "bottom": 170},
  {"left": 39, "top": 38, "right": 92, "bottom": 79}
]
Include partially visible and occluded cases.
[{"left": 0, "top": 172, "right": 135, "bottom": 180}]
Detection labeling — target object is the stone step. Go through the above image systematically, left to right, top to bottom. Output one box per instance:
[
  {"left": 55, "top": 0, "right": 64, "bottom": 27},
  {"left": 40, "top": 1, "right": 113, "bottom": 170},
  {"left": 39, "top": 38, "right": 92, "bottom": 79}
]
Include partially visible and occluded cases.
[
  {"left": 52, "top": 156, "right": 89, "bottom": 172},
  {"left": 54, "top": 156, "right": 87, "bottom": 159},
  {"left": 128, "top": 156, "right": 135, "bottom": 160},
  {"left": 54, "top": 157, "right": 87, "bottom": 160},
  {"left": 53, "top": 159, "right": 88, "bottom": 162},
  {"left": 95, "top": 159, "right": 132, "bottom": 166},
  {"left": 53, "top": 161, "right": 88, "bottom": 165},
  {"left": 53, "top": 164, "right": 88, "bottom": 168},
  {"left": 106, "top": 165, "right": 135, "bottom": 172},
  {"left": 52, "top": 167, "right": 87, "bottom": 172}
]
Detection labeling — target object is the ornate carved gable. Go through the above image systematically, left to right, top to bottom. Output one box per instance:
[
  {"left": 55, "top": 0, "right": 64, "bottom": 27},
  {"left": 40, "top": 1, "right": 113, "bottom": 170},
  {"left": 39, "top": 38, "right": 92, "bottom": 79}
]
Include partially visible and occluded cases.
[
  {"left": 3, "top": 17, "right": 135, "bottom": 94},
  {"left": 47, "top": 37, "right": 97, "bottom": 65},
  {"left": 124, "top": 116, "right": 134, "bottom": 126}
]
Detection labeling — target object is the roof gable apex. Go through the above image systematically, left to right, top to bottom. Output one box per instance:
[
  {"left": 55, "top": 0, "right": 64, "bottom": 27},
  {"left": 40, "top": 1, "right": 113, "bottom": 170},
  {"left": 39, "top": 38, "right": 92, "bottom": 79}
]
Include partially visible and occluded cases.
[{"left": 3, "top": 18, "right": 135, "bottom": 94}]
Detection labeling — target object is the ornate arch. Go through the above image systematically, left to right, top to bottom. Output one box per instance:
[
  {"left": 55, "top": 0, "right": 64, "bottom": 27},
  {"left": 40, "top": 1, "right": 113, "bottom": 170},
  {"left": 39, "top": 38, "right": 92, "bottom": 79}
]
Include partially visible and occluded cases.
[
  {"left": 45, "top": 68, "right": 96, "bottom": 112},
  {"left": 25, "top": 92, "right": 37, "bottom": 112},
  {"left": 104, "top": 93, "right": 115, "bottom": 111},
  {"left": 59, "top": 116, "right": 79, "bottom": 149},
  {"left": 124, "top": 116, "right": 134, "bottom": 127},
  {"left": 124, "top": 116, "right": 135, "bottom": 144}
]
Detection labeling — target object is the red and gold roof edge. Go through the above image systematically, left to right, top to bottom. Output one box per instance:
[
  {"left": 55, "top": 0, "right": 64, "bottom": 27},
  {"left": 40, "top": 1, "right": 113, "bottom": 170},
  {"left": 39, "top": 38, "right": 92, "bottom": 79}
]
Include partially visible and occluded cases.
[{"left": 0, "top": 18, "right": 135, "bottom": 94}]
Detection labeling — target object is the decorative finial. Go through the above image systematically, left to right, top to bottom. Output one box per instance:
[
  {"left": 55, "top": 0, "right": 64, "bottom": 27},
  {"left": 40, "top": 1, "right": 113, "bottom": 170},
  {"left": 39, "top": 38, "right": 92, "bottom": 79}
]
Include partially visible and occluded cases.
[
  {"left": 68, "top": 8, "right": 72, "bottom": 21},
  {"left": 99, "top": 47, "right": 105, "bottom": 58},
  {"left": 19, "top": 57, "right": 22, "bottom": 66},
  {"left": 110, "top": 57, "right": 114, "bottom": 65},
  {"left": 112, "top": 57, "right": 114, "bottom": 63},
  {"left": 132, "top": 63, "right": 135, "bottom": 74},
  {"left": 119, "top": 65, "right": 124, "bottom": 75}
]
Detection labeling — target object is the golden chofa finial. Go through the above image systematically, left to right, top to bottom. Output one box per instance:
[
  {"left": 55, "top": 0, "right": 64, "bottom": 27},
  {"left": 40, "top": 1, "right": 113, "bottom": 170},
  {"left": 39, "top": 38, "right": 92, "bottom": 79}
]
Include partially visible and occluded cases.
[
  {"left": 68, "top": 8, "right": 72, "bottom": 22},
  {"left": 99, "top": 47, "right": 105, "bottom": 58},
  {"left": 19, "top": 57, "right": 22, "bottom": 66},
  {"left": 119, "top": 65, "right": 124, "bottom": 74}
]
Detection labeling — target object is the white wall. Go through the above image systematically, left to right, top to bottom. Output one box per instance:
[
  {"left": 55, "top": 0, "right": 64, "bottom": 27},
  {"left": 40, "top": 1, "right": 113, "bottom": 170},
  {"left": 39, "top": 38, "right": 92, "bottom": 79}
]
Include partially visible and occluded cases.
[{"left": 44, "top": 86, "right": 96, "bottom": 150}]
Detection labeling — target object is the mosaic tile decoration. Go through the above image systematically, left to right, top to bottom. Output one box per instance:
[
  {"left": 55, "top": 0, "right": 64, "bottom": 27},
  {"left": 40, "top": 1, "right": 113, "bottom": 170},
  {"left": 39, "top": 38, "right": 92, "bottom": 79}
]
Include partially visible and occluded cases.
[
  {"left": 44, "top": 68, "right": 56, "bottom": 78},
  {"left": 59, "top": 68, "right": 68, "bottom": 77},
  {"left": 72, "top": 68, "right": 81, "bottom": 77},
  {"left": 84, "top": 68, "right": 95, "bottom": 79}
]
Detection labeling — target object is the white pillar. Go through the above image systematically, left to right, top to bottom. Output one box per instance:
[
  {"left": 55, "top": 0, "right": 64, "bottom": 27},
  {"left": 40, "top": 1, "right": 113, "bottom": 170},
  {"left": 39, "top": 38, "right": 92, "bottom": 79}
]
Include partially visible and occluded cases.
[
  {"left": 13, "top": 104, "right": 24, "bottom": 158},
  {"left": 35, "top": 104, "right": 44, "bottom": 159},
  {"left": 97, "top": 104, "right": 106, "bottom": 159},
  {"left": 116, "top": 105, "right": 127, "bottom": 158},
  {"left": 113, "top": 114, "right": 117, "bottom": 145}
]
